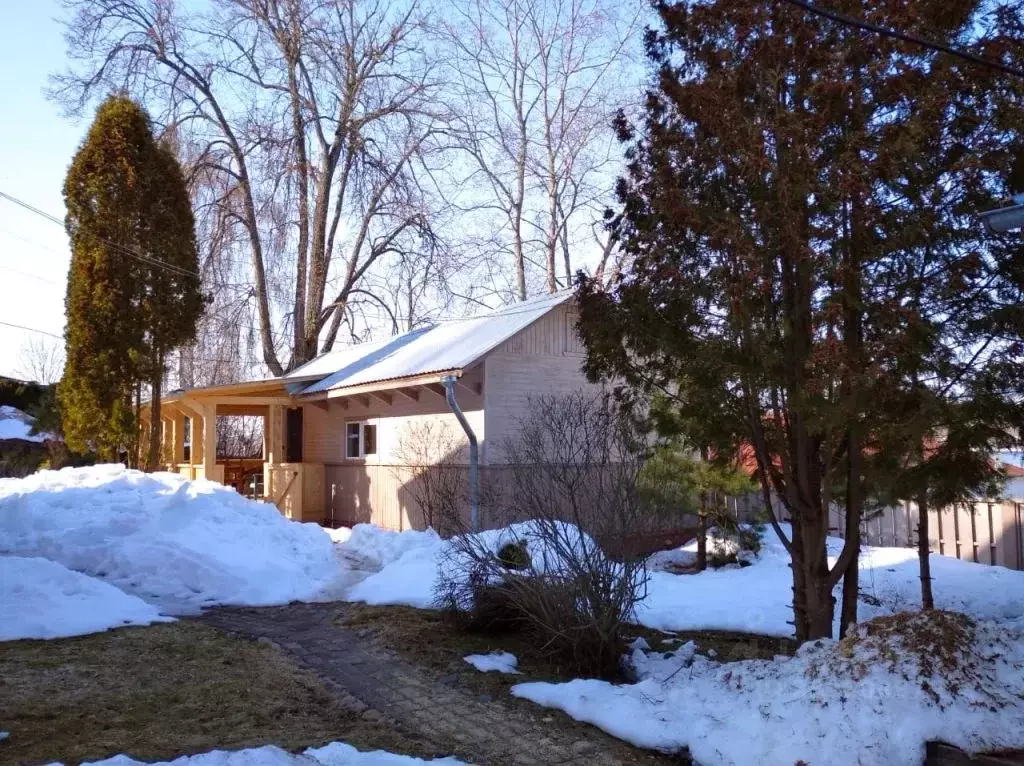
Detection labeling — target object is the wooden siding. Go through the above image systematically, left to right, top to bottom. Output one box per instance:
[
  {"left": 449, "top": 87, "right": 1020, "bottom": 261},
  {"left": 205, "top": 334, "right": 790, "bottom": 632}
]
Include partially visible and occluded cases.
[
  {"left": 483, "top": 302, "right": 599, "bottom": 465},
  {"left": 492, "top": 302, "right": 585, "bottom": 356},
  {"left": 303, "top": 368, "right": 484, "bottom": 467},
  {"left": 265, "top": 462, "right": 324, "bottom": 522}
]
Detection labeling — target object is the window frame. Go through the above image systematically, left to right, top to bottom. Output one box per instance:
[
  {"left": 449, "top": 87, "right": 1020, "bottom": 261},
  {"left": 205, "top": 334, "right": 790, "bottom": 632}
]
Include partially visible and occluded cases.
[{"left": 344, "top": 419, "right": 378, "bottom": 461}]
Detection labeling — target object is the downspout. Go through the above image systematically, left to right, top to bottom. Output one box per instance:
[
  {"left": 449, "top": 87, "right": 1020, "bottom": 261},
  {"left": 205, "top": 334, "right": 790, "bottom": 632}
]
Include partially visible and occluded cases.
[{"left": 440, "top": 375, "right": 480, "bottom": 532}]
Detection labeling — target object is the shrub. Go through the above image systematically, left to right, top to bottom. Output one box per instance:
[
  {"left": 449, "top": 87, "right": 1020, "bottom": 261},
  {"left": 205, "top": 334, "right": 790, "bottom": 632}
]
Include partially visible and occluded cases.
[
  {"left": 436, "top": 392, "right": 651, "bottom": 680},
  {"left": 497, "top": 540, "right": 531, "bottom": 570}
]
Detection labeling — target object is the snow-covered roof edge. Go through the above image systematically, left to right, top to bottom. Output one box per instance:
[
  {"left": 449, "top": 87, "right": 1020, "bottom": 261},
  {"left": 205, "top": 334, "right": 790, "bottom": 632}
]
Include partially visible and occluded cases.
[{"left": 288, "top": 291, "right": 575, "bottom": 395}]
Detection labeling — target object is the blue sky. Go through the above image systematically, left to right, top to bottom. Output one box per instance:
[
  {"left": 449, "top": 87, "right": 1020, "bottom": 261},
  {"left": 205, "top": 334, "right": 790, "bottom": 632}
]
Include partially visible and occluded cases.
[{"left": 0, "top": 0, "right": 83, "bottom": 379}]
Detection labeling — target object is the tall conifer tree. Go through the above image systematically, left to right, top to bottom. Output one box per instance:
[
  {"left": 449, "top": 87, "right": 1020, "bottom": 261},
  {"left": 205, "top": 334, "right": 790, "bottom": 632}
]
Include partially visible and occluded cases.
[
  {"left": 578, "top": 0, "right": 1023, "bottom": 640},
  {"left": 61, "top": 96, "right": 203, "bottom": 463}
]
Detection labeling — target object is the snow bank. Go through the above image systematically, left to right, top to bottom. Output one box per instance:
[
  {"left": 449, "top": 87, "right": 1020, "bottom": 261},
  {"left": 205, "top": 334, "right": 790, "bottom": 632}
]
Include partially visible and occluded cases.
[
  {"left": 0, "top": 405, "right": 51, "bottom": 443},
  {"left": 0, "top": 465, "right": 344, "bottom": 612},
  {"left": 340, "top": 520, "right": 1024, "bottom": 636},
  {"left": 344, "top": 521, "right": 598, "bottom": 609},
  {"left": 637, "top": 524, "right": 1024, "bottom": 636},
  {"left": 321, "top": 525, "right": 353, "bottom": 544},
  {"left": 0, "top": 555, "right": 171, "bottom": 640},
  {"left": 514, "top": 612, "right": 1024, "bottom": 766},
  {"left": 464, "top": 651, "right": 521, "bottom": 674},
  {"left": 55, "top": 741, "right": 466, "bottom": 765}
]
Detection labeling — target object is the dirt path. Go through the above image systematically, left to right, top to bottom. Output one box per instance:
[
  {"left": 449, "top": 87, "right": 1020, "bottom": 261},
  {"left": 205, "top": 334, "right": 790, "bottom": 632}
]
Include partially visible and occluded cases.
[{"left": 197, "top": 602, "right": 687, "bottom": 766}]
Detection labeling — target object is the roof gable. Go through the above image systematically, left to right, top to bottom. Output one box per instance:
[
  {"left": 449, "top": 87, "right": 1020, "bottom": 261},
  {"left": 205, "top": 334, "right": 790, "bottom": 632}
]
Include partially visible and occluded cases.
[{"left": 288, "top": 291, "right": 573, "bottom": 395}]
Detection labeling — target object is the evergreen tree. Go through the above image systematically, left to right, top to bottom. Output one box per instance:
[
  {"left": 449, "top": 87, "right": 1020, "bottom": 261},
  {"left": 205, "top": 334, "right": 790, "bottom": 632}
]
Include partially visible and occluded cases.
[
  {"left": 577, "top": 0, "right": 1023, "bottom": 640},
  {"left": 61, "top": 96, "right": 203, "bottom": 463},
  {"left": 141, "top": 142, "right": 203, "bottom": 469}
]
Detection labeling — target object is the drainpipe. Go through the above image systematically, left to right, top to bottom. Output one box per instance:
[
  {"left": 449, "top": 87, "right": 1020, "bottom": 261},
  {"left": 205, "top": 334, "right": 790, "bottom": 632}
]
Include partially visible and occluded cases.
[{"left": 440, "top": 374, "right": 480, "bottom": 532}]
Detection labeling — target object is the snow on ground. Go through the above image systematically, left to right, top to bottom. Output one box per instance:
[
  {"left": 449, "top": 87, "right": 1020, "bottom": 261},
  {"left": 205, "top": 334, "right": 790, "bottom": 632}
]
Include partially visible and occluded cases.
[
  {"left": 0, "top": 405, "right": 52, "bottom": 443},
  {"left": 0, "top": 465, "right": 347, "bottom": 613},
  {"left": 339, "top": 521, "right": 1024, "bottom": 636},
  {"left": 344, "top": 521, "right": 597, "bottom": 609},
  {"left": 321, "top": 525, "right": 353, "bottom": 544},
  {"left": 0, "top": 555, "right": 172, "bottom": 640},
  {"left": 513, "top": 612, "right": 1024, "bottom": 766},
  {"left": 463, "top": 651, "right": 521, "bottom": 674},
  {"left": 52, "top": 741, "right": 466, "bottom": 765}
]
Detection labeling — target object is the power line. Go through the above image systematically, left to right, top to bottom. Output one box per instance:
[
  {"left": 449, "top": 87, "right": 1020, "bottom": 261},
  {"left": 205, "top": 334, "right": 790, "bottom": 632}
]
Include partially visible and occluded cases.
[
  {"left": 778, "top": 0, "right": 1024, "bottom": 79},
  {"left": 0, "top": 189, "right": 200, "bottom": 279},
  {"left": 0, "top": 263, "right": 62, "bottom": 286},
  {"left": 0, "top": 320, "right": 62, "bottom": 339}
]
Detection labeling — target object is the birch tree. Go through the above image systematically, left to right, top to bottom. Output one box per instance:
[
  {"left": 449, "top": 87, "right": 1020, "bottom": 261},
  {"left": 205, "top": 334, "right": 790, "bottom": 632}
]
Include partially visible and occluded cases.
[{"left": 439, "top": 0, "right": 642, "bottom": 300}]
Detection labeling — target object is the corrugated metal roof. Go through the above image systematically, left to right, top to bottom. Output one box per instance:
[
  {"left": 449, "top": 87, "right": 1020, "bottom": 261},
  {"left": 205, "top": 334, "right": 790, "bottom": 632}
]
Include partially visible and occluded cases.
[{"left": 288, "top": 291, "right": 573, "bottom": 396}]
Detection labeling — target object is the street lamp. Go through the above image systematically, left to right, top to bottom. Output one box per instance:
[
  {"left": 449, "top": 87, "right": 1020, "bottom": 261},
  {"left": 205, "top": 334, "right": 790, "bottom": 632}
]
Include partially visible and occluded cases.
[{"left": 980, "top": 193, "right": 1024, "bottom": 234}]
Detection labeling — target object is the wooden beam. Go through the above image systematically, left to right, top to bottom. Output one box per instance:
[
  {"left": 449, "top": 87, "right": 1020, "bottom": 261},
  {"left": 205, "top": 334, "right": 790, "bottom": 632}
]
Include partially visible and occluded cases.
[
  {"left": 324, "top": 369, "right": 463, "bottom": 399},
  {"left": 456, "top": 378, "right": 482, "bottom": 396},
  {"left": 422, "top": 383, "right": 447, "bottom": 400},
  {"left": 394, "top": 387, "right": 419, "bottom": 402},
  {"left": 368, "top": 391, "right": 393, "bottom": 406},
  {"left": 355, "top": 395, "right": 370, "bottom": 408},
  {"left": 207, "top": 396, "right": 293, "bottom": 406},
  {"left": 308, "top": 400, "right": 330, "bottom": 412},
  {"left": 215, "top": 404, "right": 273, "bottom": 417}
]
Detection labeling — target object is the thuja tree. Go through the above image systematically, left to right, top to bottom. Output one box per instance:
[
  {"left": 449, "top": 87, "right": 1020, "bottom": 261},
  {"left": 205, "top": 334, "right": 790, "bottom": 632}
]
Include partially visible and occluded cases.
[
  {"left": 577, "top": 0, "right": 1024, "bottom": 640},
  {"left": 61, "top": 95, "right": 202, "bottom": 462}
]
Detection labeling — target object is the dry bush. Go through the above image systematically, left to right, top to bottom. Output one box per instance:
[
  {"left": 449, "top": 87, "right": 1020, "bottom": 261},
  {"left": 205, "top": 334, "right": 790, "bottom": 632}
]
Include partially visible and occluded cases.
[{"left": 436, "top": 391, "right": 652, "bottom": 679}]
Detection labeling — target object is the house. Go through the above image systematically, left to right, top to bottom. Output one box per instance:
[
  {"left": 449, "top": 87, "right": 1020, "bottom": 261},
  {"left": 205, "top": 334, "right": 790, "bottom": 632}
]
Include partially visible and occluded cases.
[{"left": 145, "top": 292, "right": 597, "bottom": 530}]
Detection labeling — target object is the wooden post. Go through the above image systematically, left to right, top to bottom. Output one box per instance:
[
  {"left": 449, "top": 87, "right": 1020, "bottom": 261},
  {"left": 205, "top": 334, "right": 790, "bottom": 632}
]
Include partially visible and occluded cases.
[
  {"left": 202, "top": 406, "right": 218, "bottom": 482},
  {"left": 171, "top": 412, "right": 186, "bottom": 465},
  {"left": 160, "top": 417, "right": 173, "bottom": 468}
]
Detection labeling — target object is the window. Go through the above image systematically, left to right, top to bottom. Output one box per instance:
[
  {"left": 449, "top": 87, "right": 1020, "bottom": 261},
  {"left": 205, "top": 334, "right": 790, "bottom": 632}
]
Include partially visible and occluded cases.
[{"left": 345, "top": 421, "right": 377, "bottom": 459}]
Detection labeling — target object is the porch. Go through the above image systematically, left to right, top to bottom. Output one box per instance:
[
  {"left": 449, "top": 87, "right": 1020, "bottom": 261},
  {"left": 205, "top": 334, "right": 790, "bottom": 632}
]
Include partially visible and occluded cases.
[{"left": 144, "top": 379, "right": 325, "bottom": 523}]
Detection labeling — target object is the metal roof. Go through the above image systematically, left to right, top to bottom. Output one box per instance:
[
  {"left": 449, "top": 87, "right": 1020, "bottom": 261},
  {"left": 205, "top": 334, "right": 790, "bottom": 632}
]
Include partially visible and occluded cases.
[{"left": 288, "top": 291, "right": 573, "bottom": 396}]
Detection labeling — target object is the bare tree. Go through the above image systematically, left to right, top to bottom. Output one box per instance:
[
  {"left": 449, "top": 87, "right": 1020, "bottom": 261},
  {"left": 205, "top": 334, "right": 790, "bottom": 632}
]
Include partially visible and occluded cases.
[
  {"left": 55, "top": 0, "right": 453, "bottom": 374},
  {"left": 438, "top": 0, "right": 642, "bottom": 300},
  {"left": 16, "top": 339, "right": 65, "bottom": 385}
]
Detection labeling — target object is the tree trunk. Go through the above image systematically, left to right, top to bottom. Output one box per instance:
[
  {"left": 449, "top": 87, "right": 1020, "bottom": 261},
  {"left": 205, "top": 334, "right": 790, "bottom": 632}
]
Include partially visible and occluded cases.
[
  {"left": 147, "top": 350, "right": 163, "bottom": 471},
  {"left": 839, "top": 433, "right": 862, "bottom": 636},
  {"left": 918, "top": 496, "right": 934, "bottom": 609},
  {"left": 696, "top": 507, "right": 707, "bottom": 571},
  {"left": 800, "top": 513, "right": 835, "bottom": 639}
]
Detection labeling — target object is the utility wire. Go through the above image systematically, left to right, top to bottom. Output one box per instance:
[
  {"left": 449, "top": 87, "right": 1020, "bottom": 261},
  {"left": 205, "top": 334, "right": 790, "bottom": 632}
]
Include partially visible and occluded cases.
[
  {"left": 778, "top": 0, "right": 1024, "bottom": 79},
  {"left": 0, "top": 189, "right": 199, "bottom": 279},
  {"left": 0, "top": 320, "right": 62, "bottom": 339}
]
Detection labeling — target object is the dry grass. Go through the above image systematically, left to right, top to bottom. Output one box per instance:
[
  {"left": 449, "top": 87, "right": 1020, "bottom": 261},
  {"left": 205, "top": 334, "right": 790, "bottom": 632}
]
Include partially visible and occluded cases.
[
  {"left": 343, "top": 604, "right": 794, "bottom": 700},
  {"left": 0, "top": 621, "right": 434, "bottom": 766}
]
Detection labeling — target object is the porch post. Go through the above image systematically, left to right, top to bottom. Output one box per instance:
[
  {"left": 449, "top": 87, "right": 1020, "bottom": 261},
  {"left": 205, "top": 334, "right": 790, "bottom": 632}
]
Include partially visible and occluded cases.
[
  {"left": 266, "top": 404, "right": 285, "bottom": 464},
  {"left": 202, "top": 405, "right": 219, "bottom": 483},
  {"left": 171, "top": 411, "right": 186, "bottom": 465},
  {"left": 189, "top": 414, "right": 203, "bottom": 471},
  {"left": 160, "top": 416, "right": 173, "bottom": 468}
]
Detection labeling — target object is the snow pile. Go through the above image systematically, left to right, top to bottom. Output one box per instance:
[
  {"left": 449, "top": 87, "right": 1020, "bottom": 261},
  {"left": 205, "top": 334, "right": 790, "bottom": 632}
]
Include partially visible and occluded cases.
[
  {"left": 0, "top": 405, "right": 51, "bottom": 443},
  {"left": 0, "top": 465, "right": 344, "bottom": 612},
  {"left": 342, "top": 521, "right": 1024, "bottom": 634},
  {"left": 344, "top": 521, "right": 598, "bottom": 609},
  {"left": 343, "top": 523, "right": 441, "bottom": 569},
  {"left": 637, "top": 524, "right": 1024, "bottom": 636},
  {"left": 321, "top": 525, "right": 353, "bottom": 544},
  {"left": 0, "top": 555, "right": 172, "bottom": 640},
  {"left": 514, "top": 611, "right": 1024, "bottom": 766},
  {"left": 464, "top": 651, "right": 521, "bottom": 674},
  {"left": 52, "top": 741, "right": 466, "bottom": 765}
]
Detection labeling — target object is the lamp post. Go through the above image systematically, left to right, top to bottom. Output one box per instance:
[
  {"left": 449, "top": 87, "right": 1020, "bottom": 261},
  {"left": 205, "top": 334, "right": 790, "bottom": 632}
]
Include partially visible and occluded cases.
[{"left": 979, "top": 193, "right": 1024, "bottom": 234}]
